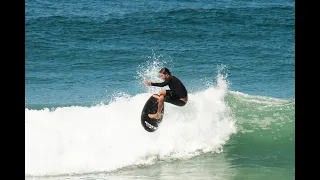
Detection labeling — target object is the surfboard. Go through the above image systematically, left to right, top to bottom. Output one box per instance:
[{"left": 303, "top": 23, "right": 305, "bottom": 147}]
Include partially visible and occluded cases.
[{"left": 141, "top": 94, "right": 164, "bottom": 132}]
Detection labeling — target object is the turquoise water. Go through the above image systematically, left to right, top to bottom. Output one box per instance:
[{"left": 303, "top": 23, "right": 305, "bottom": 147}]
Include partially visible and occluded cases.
[{"left": 25, "top": 0, "right": 295, "bottom": 179}]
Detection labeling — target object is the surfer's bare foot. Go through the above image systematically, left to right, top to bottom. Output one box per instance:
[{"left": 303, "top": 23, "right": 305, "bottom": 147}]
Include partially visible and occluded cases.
[{"left": 148, "top": 113, "right": 161, "bottom": 119}]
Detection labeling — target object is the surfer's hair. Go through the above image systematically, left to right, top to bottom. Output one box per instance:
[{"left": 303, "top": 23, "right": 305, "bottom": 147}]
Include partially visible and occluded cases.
[{"left": 159, "top": 68, "right": 171, "bottom": 75}]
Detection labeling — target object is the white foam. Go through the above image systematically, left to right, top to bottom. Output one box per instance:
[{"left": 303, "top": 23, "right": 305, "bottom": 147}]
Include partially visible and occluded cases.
[
  {"left": 25, "top": 73, "right": 236, "bottom": 176},
  {"left": 229, "top": 91, "right": 293, "bottom": 104}
]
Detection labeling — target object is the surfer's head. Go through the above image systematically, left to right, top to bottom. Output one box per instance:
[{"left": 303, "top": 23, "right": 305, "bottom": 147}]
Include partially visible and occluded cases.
[{"left": 159, "top": 68, "right": 171, "bottom": 80}]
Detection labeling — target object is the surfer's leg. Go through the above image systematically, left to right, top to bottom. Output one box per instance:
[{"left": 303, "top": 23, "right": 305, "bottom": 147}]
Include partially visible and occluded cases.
[
  {"left": 149, "top": 90, "right": 166, "bottom": 119},
  {"left": 152, "top": 90, "right": 166, "bottom": 99},
  {"left": 157, "top": 90, "right": 166, "bottom": 114}
]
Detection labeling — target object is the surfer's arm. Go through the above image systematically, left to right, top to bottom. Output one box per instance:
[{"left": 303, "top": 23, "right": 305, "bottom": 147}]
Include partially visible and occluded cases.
[{"left": 150, "top": 80, "right": 168, "bottom": 87}]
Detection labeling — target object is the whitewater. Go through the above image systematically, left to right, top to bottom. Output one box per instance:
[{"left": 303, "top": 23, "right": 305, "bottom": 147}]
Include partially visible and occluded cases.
[{"left": 25, "top": 72, "right": 237, "bottom": 176}]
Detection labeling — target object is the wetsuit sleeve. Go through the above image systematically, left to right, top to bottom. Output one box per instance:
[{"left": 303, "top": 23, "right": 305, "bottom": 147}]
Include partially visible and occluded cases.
[{"left": 150, "top": 80, "right": 169, "bottom": 87}]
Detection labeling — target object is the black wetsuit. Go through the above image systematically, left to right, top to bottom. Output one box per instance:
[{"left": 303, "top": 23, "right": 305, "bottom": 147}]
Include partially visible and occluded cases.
[{"left": 151, "top": 76, "right": 188, "bottom": 106}]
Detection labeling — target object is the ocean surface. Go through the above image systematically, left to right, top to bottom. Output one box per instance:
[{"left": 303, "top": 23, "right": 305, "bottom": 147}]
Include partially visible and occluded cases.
[{"left": 25, "top": 0, "right": 295, "bottom": 179}]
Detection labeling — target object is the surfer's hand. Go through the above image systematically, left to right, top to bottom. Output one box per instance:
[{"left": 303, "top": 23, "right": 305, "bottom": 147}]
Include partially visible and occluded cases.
[{"left": 144, "top": 82, "right": 151, "bottom": 86}]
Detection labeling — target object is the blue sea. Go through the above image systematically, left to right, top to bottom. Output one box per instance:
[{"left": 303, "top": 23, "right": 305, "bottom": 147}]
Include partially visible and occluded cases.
[{"left": 25, "top": 0, "right": 295, "bottom": 179}]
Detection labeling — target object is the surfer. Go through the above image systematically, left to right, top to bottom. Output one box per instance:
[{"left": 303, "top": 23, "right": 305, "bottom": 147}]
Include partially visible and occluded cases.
[{"left": 144, "top": 67, "right": 188, "bottom": 119}]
